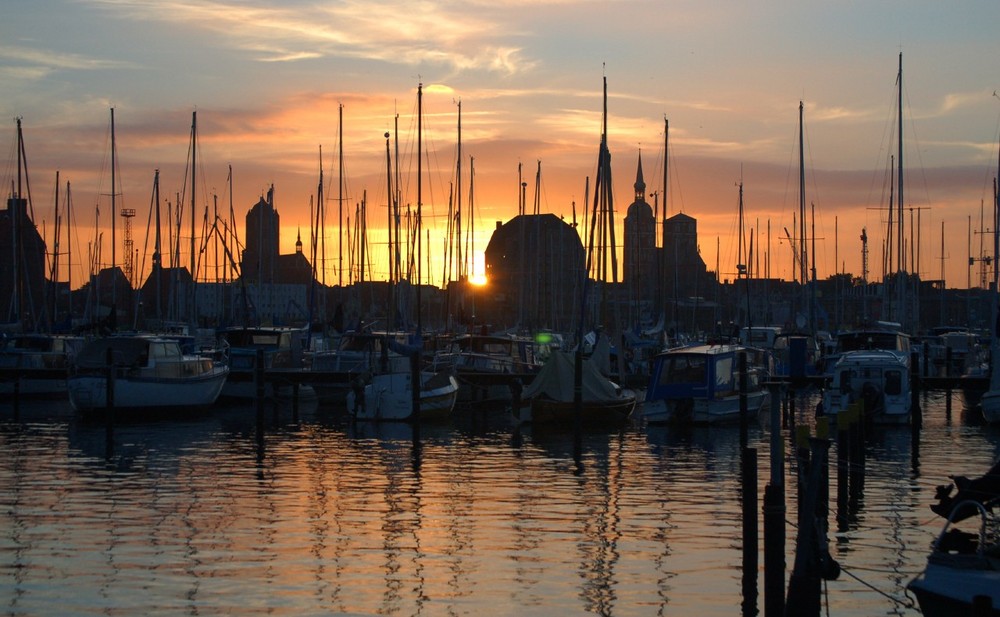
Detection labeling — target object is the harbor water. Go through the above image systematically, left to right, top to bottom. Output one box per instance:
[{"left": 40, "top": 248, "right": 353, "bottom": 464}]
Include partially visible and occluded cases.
[{"left": 2, "top": 391, "right": 998, "bottom": 616}]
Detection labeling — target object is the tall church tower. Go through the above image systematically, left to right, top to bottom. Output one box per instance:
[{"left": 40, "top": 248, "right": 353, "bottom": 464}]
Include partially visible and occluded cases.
[
  {"left": 623, "top": 152, "right": 656, "bottom": 301},
  {"left": 242, "top": 185, "right": 280, "bottom": 284}
]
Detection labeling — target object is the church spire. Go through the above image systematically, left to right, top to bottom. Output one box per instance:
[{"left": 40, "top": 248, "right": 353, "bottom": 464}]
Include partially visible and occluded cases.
[
  {"left": 634, "top": 151, "right": 646, "bottom": 202},
  {"left": 296, "top": 227, "right": 303, "bottom": 254}
]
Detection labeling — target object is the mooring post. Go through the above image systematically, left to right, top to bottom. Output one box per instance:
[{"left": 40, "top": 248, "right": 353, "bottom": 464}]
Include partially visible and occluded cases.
[
  {"left": 105, "top": 345, "right": 115, "bottom": 458},
  {"left": 255, "top": 348, "right": 265, "bottom": 447},
  {"left": 910, "top": 350, "right": 922, "bottom": 429},
  {"left": 739, "top": 351, "right": 749, "bottom": 448},
  {"left": 12, "top": 378, "right": 20, "bottom": 420},
  {"left": 763, "top": 381, "right": 786, "bottom": 617},
  {"left": 835, "top": 403, "right": 853, "bottom": 532},
  {"left": 786, "top": 432, "right": 835, "bottom": 617},
  {"left": 741, "top": 445, "right": 758, "bottom": 617},
  {"left": 973, "top": 594, "right": 994, "bottom": 617}
]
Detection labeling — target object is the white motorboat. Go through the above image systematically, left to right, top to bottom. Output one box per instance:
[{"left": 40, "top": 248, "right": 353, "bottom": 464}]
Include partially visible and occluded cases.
[
  {"left": 67, "top": 335, "right": 229, "bottom": 413},
  {"left": 642, "top": 343, "right": 769, "bottom": 425},
  {"left": 821, "top": 349, "right": 911, "bottom": 424}
]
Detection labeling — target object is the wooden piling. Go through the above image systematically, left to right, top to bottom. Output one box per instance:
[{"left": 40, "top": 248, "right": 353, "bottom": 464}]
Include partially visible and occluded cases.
[
  {"left": 105, "top": 346, "right": 115, "bottom": 459},
  {"left": 255, "top": 348, "right": 265, "bottom": 448},
  {"left": 739, "top": 351, "right": 748, "bottom": 448},
  {"left": 763, "top": 385, "right": 786, "bottom": 617},
  {"left": 741, "top": 446, "right": 758, "bottom": 617}
]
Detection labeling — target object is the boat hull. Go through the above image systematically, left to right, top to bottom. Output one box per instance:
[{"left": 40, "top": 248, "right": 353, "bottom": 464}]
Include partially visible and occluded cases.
[
  {"left": 67, "top": 367, "right": 229, "bottom": 413},
  {"left": 347, "top": 371, "right": 459, "bottom": 422},
  {"left": 980, "top": 389, "right": 1000, "bottom": 424},
  {"left": 643, "top": 390, "right": 769, "bottom": 425},
  {"left": 513, "top": 392, "right": 636, "bottom": 426},
  {"left": 908, "top": 561, "right": 1000, "bottom": 617}
]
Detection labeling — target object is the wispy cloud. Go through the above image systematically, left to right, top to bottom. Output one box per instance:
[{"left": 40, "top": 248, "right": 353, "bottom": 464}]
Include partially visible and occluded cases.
[
  {"left": 85, "top": 0, "right": 536, "bottom": 73},
  {"left": 0, "top": 44, "right": 134, "bottom": 73}
]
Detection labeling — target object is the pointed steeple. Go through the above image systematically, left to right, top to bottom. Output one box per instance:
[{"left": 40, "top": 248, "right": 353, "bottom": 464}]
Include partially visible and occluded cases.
[
  {"left": 634, "top": 151, "right": 646, "bottom": 202},
  {"left": 296, "top": 227, "right": 303, "bottom": 254}
]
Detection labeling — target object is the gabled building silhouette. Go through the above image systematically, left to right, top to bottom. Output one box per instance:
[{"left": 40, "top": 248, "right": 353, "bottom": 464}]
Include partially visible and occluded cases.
[
  {"left": 1, "top": 196, "right": 47, "bottom": 329},
  {"left": 483, "top": 213, "right": 585, "bottom": 331}
]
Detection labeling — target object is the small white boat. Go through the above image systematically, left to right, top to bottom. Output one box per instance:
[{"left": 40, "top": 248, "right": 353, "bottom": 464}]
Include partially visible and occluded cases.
[
  {"left": 67, "top": 335, "right": 229, "bottom": 413},
  {"left": 642, "top": 343, "right": 769, "bottom": 425},
  {"left": 821, "top": 349, "right": 911, "bottom": 424},
  {"left": 346, "top": 369, "right": 459, "bottom": 422},
  {"left": 908, "top": 463, "right": 1000, "bottom": 616}
]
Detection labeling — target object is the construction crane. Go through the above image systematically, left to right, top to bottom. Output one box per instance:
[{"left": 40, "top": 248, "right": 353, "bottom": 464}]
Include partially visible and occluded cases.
[{"left": 781, "top": 227, "right": 803, "bottom": 283}]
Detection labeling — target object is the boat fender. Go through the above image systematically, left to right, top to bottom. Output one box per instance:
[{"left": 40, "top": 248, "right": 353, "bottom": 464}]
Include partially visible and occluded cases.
[{"left": 819, "top": 550, "right": 841, "bottom": 581}]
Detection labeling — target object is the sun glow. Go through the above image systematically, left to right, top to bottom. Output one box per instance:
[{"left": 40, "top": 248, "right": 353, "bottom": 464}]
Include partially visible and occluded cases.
[{"left": 469, "top": 273, "right": 487, "bottom": 286}]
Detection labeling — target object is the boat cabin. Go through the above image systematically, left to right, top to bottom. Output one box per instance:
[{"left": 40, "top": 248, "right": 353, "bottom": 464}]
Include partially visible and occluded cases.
[{"left": 648, "top": 344, "right": 764, "bottom": 400}]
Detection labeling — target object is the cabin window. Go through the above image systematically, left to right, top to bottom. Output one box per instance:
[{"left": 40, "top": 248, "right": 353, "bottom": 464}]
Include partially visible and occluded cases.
[
  {"left": 150, "top": 343, "right": 167, "bottom": 358},
  {"left": 660, "top": 355, "right": 706, "bottom": 385},
  {"left": 714, "top": 357, "right": 734, "bottom": 391},
  {"left": 885, "top": 370, "right": 902, "bottom": 395}
]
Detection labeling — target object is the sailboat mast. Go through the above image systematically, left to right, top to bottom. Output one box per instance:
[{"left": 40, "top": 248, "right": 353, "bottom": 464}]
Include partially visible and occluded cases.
[
  {"left": 897, "top": 52, "right": 904, "bottom": 275},
  {"left": 416, "top": 82, "right": 423, "bottom": 334},
  {"left": 456, "top": 100, "right": 463, "bottom": 281},
  {"left": 798, "top": 101, "right": 807, "bottom": 326},
  {"left": 338, "top": 104, "right": 344, "bottom": 288},
  {"left": 110, "top": 108, "right": 118, "bottom": 312},
  {"left": 190, "top": 110, "right": 197, "bottom": 325},
  {"left": 661, "top": 116, "right": 668, "bottom": 320},
  {"left": 385, "top": 131, "right": 394, "bottom": 331},
  {"left": 153, "top": 169, "right": 161, "bottom": 321},
  {"left": 66, "top": 180, "right": 72, "bottom": 322}
]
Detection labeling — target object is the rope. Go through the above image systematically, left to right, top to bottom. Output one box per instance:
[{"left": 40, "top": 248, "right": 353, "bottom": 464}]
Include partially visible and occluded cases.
[{"left": 837, "top": 563, "right": 918, "bottom": 610}]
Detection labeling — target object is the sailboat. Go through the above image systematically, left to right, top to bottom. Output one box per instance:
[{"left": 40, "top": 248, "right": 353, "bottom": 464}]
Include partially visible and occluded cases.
[
  {"left": 346, "top": 85, "right": 458, "bottom": 421},
  {"left": 977, "top": 133, "right": 1000, "bottom": 424}
]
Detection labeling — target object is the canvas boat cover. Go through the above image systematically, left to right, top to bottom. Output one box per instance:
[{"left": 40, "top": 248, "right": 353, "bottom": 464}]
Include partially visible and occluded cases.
[{"left": 522, "top": 350, "right": 620, "bottom": 402}]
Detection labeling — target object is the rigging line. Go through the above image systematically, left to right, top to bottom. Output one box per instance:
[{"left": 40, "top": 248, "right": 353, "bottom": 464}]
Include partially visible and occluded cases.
[{"left": 835, "top": 563, "right": 918, "bottom": 609}]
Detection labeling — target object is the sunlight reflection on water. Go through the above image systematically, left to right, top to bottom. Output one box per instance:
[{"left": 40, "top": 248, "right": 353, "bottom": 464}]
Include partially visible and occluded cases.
[{"left": 0, "top": 391, "right": 998, "bottom": 616}]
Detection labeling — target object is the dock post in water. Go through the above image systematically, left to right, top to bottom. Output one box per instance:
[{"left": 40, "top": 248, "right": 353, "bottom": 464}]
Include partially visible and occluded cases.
[
  {"left": 105, "top": 345, "right": 115, "bottom": 458},
  {"left": 255, "top": 348, "right": 265, "bottom": 447},
  {"left": 911, "top": 350, "right": 922, "bottom": 429},
  {"left": 739, "top": 351, "right": 748, "bottom": 448},
  {"left": 763, "top": 383, "right": 785, "bottom": 617},
  {"left": 786, "top": 428, "right": 838, "bottom": 617},
  {"left": 741, "top": 445, "right": 758, "bottom": 617}
]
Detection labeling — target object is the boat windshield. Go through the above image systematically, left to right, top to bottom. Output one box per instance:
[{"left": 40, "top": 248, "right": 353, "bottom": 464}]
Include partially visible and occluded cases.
[{"left": 659, "top": 355, "right": 707, "bottom": 385}]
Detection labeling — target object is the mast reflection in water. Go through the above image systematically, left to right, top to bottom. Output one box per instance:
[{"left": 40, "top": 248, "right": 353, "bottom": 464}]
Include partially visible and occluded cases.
[{"left": 1, "top": 393, "right": 998, "bottom": 616}]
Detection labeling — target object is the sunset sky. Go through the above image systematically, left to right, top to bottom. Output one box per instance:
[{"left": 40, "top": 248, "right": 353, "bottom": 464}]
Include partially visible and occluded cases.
[{"left": 3, "top": 0, "right": 1000, "bottom": 291}]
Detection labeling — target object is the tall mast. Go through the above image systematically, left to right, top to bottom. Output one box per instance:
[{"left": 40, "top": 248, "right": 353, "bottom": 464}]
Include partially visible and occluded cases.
[
  {"left": 896, "top": 52, "right": 906, "bottom": 328},
  {"left": 416, "top": 82, "right": 423, "bottom": 334},
  {"left": 456, "top": 100, "right": 463, "bottom": 281},
  {"left": 798, "top": 100, "right": 807, "bottom": 327},
  {"left": 338, "top": 104, "right": 344, "bottom": 288},
  {"left": 110, "top": 108, "right": 118, "bottom": 312},
  {"left": 189, "top": 110, "right": 197, "bottom": 325},
  {"left": 661, "top": 116, "right": 668, "bottom": 318},
  {"left": 385, "top": 131, "right": 394, "bottom": 330},
  {"left": 152, "top": 170, "right": 161, "bottom": 320},
  {"left": 51, "top": 171, "right": 60, "bottom": 327},
  {"left": 66, "top": 180, "right": 72, "bottom": 322}
]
